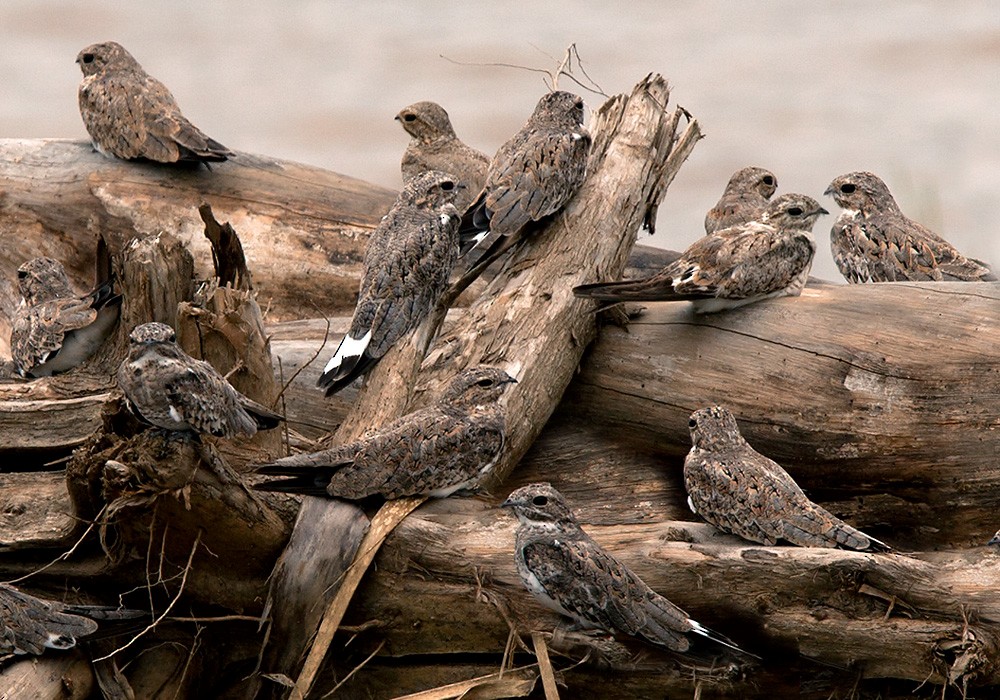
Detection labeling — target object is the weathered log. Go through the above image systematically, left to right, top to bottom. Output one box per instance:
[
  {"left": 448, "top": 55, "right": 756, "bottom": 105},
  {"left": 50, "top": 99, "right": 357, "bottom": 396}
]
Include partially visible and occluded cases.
[
  {"left": 257, "top": 74, "right": 702, "bottom": 699},
  {"left": 0, "top": 652, "right": 95, "bottom": 699}
]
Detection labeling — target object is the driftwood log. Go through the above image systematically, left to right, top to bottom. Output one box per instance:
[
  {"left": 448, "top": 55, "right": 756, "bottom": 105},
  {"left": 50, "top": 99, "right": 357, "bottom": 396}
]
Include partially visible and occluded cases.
[{"left": 1, "top": 71, "right": 1000, "bottom": 698}]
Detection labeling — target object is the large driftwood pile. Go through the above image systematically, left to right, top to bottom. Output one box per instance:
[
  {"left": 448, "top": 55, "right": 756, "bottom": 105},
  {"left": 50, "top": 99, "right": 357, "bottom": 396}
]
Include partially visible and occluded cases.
[{"left": 2, "top": 74, "right": 1000, "bottom": 699}]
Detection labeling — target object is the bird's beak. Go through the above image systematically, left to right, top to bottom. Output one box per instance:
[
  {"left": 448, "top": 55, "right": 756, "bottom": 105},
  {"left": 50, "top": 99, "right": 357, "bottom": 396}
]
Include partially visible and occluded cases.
[
  {"left": 394, "top": 115, "right": 400, "bottom": 121},
  {"left": 823, "top": 186, "right": 835, "bottom": 197},
  {"left": 817, "top": 206, "right": 830, "bottom": 216},
  {"left": 504, "top": 376, "right": 518, "bottom": 385},
  {"left": 499, "top": 497, "right": 517, "bottom": 509},
  {"left": 989, "top": 532, "right": 1000, "bottom": 547}
]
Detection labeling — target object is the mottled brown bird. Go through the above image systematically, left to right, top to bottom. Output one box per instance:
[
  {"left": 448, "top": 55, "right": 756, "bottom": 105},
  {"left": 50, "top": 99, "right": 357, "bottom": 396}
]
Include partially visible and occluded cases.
[
  {"left": 76, "top": 41, "right": 232, "bottom": 164},
  {"left": 459, "top": 90, "right": 591, "bottom": 256},
  {"left": 396, "top": 101, "right": 489, "bottom": 212},
  {"left": 704, "top": 166, "right": 778, "bottom": 234},
  {"left": 317, "top": 171, "right": 462, "bottom": 395},
  {"left": 826, "top": 171, "right": 994, "bottom": 283},
  {"left": 573, "top": 193, "right": 826, "bottom": 313},
  {"left": 11, "top": 257, "right": 121, "bottom": 378},
  {"left": 117, "top": 322, "right": 282, "bottom": 437},
  {"left": 256, "top": 366, "right": 514, "bottom": 499},
  {"left": 684, "top": 406, "right": 891, "bottom": 552},
  {"left": 502, "top": 483, "right": 754, "bottom": 656},
  {"left": 0, "top": 583, "right": 144, "bottom": 661}
]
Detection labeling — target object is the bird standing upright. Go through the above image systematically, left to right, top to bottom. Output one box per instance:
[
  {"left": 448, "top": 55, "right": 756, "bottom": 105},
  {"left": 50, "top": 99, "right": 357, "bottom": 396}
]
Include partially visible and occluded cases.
[
  {"left": 76, "top": 40, "right": 232, "bottom": 164},
  {"left": 459, "top": 90, "right": 591, "bottom": 258},
  {"left": 396, "top": 101, "right": 489, "bottom": 212},
  {"left": 704, "top": 166, "right": 778, "bottom": 234},
  {"left": 317, "top": 170, "right": 463, "bottom": 395},
  {"left": 826, "top": 171, "right": 994, "bottom": 283},
  {"left": 573, "top": 193, "right": 826, "bottom": 313},
  {"left": 11, "top": 257, "right": 121, "bottom": 378},
  {"left": 117, "top": 322, "right": 282, "bottom": 438},
  {"left": 256, "top": 366, "right": 515, "bottom": 499},
  {"left": 684, "top": 405, "right": 891, "bottom": 552},
  {"left": 502, "top": 482, "right": 753, "bottom": 656}
]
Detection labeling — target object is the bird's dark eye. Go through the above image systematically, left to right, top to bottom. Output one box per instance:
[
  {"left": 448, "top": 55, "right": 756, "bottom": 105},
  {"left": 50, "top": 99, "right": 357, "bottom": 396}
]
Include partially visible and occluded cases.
[
  {"left": 82, "top": 53, "right": 95, "bottom": 64},
  {"left": 574, "top": 100, "right": 583, "bottom": 109},
  {"left": 403, "top": 113, "right": 416, "bottom": 122},
  {"left": 762, "top": 175, "right": 774, "bottom": 186},
  {"left": 441, "top": 181, "right": 455, "bottom": 191},
  {"left": 840, "top": 183, "right": 856, "bottom": 194},
  {"left": 788, "top": 207, "right": 803, "bottom": 216},
  {"left": 17, "top": 270, "right": 28, "bottom": 279},
  {"left": 476, "top": 378, "right": 494, "bottom": 387},
  {"left": 688, "top": 418, "right": 697, "bottom": 428},
  {"left": 532, "top": 495, "right": 548, "bottom": 506}
]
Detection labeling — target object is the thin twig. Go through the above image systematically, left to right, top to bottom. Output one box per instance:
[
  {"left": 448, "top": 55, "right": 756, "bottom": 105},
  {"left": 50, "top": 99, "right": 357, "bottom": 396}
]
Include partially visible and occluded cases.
[
  {"left": 4, "top": 504, "right": 106, "bottom": 585},
  {"left": 93, "top": 529, "right": 203, "bottom": 662},
  {"left": 321, "top": 639, "right": 385, "bottom": 698}
]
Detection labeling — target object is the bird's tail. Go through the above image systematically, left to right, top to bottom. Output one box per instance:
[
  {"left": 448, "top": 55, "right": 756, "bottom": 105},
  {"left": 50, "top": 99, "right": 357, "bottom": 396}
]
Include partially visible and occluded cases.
[
  {"left": 459, "top": 189, "right": 492, "bottom": 255},
  {"left": 573, "top": 278, "right": 711, "bottom": 303},
  {"left": 317, "top": 330, "right": 376, "bottom": 396},
  {"left": 240, "top": 397, "right": 285, "bottom": 431},
  {"left": 253, "top": 459, "right": 349, "bottom": 497},
  {"left": 688, "top": 619, "right": 759, "bottom": 659}
]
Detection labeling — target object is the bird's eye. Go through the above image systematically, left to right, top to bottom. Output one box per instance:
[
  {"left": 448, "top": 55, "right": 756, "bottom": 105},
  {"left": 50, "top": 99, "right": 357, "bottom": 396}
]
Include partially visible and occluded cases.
[
  {"left": 82, "top": 53, "right": 95, "bottom": 64},
  {"left": 574, "top": 100, "right": 584, "bottom": 109},
  {"left": 403, "top": 113, "right": 416, "bottom": 122},
  {"left": 762, "top": 175, "right": 774, "bottom": 186},
  {"left": 440, "top": 181, "right": 455, "bottom": 191},
  {"left": 840, "top": 183, "right": 856, "bottom": 194},
  {"left": 788, "top": 207, "right": 803, "bottom": 216},
  {"left": 17, "top": 270, "right": 28, "bottom": 279},
  {"left": 476, "top": 378, "right": 494, "bottom": 387},
  {"left": 688, "top": 418, "right": 697, "bottom": 428},
  {"left": 531, "top": 495, "right": 548, "bottom": 506}
]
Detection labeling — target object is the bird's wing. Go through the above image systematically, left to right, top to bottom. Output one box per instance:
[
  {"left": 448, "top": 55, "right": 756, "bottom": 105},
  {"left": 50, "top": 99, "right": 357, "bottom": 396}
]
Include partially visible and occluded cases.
[
  {"left": 11, "top": 297, "right": 98, "bottom": 375},
  {"left": 162, "top": 358, "right": 257, "bottom": 437}
]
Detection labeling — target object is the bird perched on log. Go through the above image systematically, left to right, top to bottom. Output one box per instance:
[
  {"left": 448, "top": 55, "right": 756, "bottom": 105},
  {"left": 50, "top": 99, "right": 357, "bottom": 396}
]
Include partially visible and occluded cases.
[
  {"left": 76, "top": 40, "right": 232, "bottom": 164},
  {"left": 459, "top": 91, "right": 591, "bottom": 261},
  {"left": 396, "top": 100, "right": 488, "bottom": 212},
  {"left": 704, "top": 166, "right": 778, "bottom": 234},
  {"left": 317, "top": 170, "right": 463, "bottom": 395},
  {"left": 826, "top": 171, "right": 995, "bottom": 283},
  {"left": 573, "top": 193, "right": 826, "bottom": 313},
  {"left": 11, "top": 257, "right": 121, "bottom": 378},
  {"left": 117, "top": 322, "right": 282, "bottom": 438},
  {"left": 255, "top": 366, "right": 515, "bottom": 499},
  {"left": 684, "top": 405, "right": 891, "bottom": 552},
  {"left": 502, "top": 482, "right": 754, "bottom": 657},
  {"left": 0, "top": 583, "right": 145, "bottom": 661}
]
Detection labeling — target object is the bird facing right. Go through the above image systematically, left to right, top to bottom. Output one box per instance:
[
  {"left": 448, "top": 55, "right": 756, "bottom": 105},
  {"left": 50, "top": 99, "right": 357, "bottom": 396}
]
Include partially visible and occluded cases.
[
  {"left": 76, "top": 40, "right": 232, "bottom": 164},
  {"left": 459, "top": 90, "right": 591, "bottom": 257},
  {"left": 396, "top": 100, "right": 489, "bottom": 212},
  {"left": 704, "top": 166, "right": 778, "bottom": 234},
  {"left": 316, "top": 170, "right": 463, "bottom": 395},
  {"left": 825, "top": 171, "right": 994, "bottom": 283},
  {"left": 573, "top": 193, "right": 826, "bottom": 313},
  {"left": 255, "top": 366, "right": 514, "bottom": 500},
  {"left": 684, "top": 405, "right": 891, "bottom": 552},
  {"left": 502, "top": 482, "right": 752, "bottom": 656}
]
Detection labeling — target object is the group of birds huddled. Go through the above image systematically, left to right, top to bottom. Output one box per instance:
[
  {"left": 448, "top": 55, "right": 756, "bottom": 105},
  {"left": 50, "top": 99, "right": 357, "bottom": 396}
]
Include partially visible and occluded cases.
[{"left": 3, "top": 40, "right": 995, "bottom": 665}]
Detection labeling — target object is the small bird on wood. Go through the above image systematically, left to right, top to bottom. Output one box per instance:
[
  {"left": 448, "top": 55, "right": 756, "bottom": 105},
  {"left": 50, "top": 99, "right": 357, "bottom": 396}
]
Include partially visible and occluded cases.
[
  {"left": 76, "top": 40, "right": 232, "bottom": 164},
  {"left": 459, "top": 90, "right": 591, "bottom": 258},
  {"left": 396, "top": 101, "right": 489, "bottom": 212},
  {"left": 704, "top": 166, "right": 778, "bottom": 234},
  {"left": 317, "top": 170, "right": 463, "bottom": 396},
  {"left": 826, "top": 171, "right": 995, "bottom": 283},
  {"left": 573, "top": 193, "right": 826, "bottom": 313},
  {"left": 11, "top": 257, "right": 122, "bottom": 378},
  {"left": 117, "top": 322, "right": 282, "bottom": 437},
  {"left": 256, "top": 366, "right": 515, "bottom": 499},
  {"left": 684, "top": 405, "right": 891, "bottom": 552},
  {"left": 502, "top": 482, "right": 754, "bottom": 656},
  {"left": 0, "top": 583, "right": 145, "bottom": 661}
]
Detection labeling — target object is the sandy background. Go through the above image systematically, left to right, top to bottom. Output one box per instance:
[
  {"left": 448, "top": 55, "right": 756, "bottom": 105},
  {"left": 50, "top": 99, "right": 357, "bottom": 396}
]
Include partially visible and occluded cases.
[{"left": 2, "top": 1, "right": 999, "bottom": 281}]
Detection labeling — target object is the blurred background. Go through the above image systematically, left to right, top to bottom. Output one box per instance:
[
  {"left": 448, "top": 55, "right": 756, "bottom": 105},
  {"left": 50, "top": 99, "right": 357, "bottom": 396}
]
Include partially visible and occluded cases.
[{"left": 2, "top": 0, "right": 998, "bottom": 281}]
